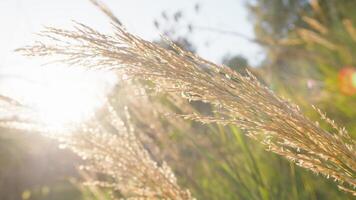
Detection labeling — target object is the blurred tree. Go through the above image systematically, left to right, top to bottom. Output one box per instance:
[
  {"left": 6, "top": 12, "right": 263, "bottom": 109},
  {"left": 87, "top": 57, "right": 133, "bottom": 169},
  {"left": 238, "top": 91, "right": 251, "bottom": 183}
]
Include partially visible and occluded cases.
[
  {"left": 248, "top": 0, "right": 356, "bottom": 135},
  {"left": 248, "top": 0, "right": 310, "bottom": 40},
  {"left": 222, "top": 55, "right": 249, "bottom": 75}
]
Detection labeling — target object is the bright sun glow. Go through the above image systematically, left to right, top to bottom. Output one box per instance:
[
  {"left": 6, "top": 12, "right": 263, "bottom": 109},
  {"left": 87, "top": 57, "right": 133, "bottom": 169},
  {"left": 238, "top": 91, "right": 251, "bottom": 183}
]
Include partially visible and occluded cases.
[{"left": 0, "top": 65, "right": 116, "bottom": 131}]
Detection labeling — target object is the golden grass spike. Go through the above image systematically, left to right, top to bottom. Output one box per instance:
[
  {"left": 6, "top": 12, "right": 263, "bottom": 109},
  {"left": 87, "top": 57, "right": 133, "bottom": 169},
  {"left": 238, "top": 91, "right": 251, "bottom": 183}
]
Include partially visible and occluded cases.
[
  {"left": 89, "top": 0, "right": 122, "bottom": 26},
  {"left": 302, "top": 16, "right": 328, "bottom": 34},
  {"left": 343, "top": 19, "right": 356, "bottom": 42},
  {"left": 17, "top": 23, "right": 356, "bottom": 194},
  {"left": 297, "top": 28, "right": 337, "bottom": 50},
  {"left": 0, "top": 95, "right": 194, "bottom": 200}
]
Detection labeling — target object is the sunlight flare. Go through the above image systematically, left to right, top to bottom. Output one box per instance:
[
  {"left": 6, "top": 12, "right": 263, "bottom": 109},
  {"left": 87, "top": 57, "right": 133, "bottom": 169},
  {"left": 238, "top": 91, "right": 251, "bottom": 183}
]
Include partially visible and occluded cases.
[{"left": 0, "top": 65, "right": 116, "bottom": 130}]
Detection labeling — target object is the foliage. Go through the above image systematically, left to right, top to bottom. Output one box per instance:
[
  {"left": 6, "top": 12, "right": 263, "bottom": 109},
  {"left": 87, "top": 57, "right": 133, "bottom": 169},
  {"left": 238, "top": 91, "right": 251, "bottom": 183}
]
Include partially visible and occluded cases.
[{"left": 249, "top": 0, "right": 356, "bottom": 135}]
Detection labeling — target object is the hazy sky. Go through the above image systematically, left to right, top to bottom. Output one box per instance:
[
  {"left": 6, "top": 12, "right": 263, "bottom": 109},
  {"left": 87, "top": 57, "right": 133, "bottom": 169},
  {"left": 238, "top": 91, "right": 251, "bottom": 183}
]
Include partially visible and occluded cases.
[{"left": 0, "top": 0, "right": 262, "bottom": 67}]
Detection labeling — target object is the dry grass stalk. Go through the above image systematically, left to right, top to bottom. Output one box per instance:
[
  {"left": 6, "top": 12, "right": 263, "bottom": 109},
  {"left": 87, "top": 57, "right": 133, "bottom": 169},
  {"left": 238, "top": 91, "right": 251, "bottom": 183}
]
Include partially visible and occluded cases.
[
  {"left": 89, "top": 0, "right": 122, "bottom": 26},
  {"left": 309, "top": 0, "right": 323, "bottom": 18},
  {"left": 302, "top": 16, "right": 328, "bottom": 34},
  {"left": 343, "top": 19, "right": 356, "bottom": 42},
  {"left": 17, "top": 23, "right": 356, "bottom": 193},
  {"left": 297, "top": 28, "right": 337, "bottom": 50},
  {"left": 0, "top": 96, "right": 193, "bottom": 200},
  {"left": 61, "top": 106, "right": 194, "bottom": 199}
]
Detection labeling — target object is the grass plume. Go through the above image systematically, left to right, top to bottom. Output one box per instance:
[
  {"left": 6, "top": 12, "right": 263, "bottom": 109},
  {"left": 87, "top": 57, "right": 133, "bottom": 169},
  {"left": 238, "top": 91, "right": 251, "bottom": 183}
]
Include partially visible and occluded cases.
[
  {"left": 16, "top": 22, "right": 356, "bottom": 194},
  {"left": 0, "top": 95, "right": 194, "bottom": 200},
  {"left": 61, "top": 106, "right": 194, "bottom": 199}
]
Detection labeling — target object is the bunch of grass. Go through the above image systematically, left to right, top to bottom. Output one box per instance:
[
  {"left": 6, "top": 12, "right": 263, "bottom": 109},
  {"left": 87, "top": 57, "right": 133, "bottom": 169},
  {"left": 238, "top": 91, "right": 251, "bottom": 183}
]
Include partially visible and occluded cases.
[
  {"left": 17, "top": 22, "right": 356, "bottom": 194},
  {"left": 109, "top": 81, "right": 351, "bottom": 199},
  {"left": 1, "top": 85, "right": 352, "bottom": 199},
  {"left": 0, "top": 95, "right": 193, "bottom": 200},
  {"left": 61, "top": 106, "right": 194, "bottom": 199}
]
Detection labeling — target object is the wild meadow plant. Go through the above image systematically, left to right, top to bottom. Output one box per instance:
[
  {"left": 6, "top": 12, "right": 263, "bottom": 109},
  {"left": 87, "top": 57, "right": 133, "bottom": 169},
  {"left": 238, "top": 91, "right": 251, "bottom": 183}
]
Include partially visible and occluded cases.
[
  {"left": 13, "top": 19, "right": 356, "bottom": 197},
  {"left": 0, "top": 93, "right": 194, "bottom": 200}
]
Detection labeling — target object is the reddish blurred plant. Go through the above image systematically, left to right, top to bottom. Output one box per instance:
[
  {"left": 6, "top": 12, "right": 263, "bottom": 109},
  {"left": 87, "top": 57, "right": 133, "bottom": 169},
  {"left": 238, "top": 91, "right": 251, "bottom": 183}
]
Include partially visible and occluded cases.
[{"left": 338, "top": 67, "right": 356, "bottom": 96}]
